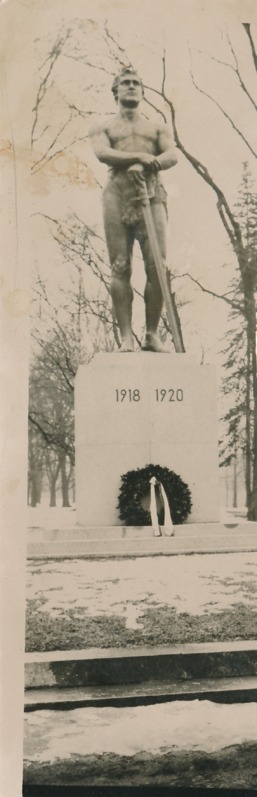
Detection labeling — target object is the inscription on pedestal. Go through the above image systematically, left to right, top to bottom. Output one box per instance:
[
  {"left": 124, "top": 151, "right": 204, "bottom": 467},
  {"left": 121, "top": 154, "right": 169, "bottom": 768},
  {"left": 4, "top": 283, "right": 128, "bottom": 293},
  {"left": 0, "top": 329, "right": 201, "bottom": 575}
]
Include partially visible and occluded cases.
[
  {"left": 75, "top": 353, "right": 219, "bottom": 526},
  {"left": 115, "top": 388, "right": 184, "bottom": 402}
]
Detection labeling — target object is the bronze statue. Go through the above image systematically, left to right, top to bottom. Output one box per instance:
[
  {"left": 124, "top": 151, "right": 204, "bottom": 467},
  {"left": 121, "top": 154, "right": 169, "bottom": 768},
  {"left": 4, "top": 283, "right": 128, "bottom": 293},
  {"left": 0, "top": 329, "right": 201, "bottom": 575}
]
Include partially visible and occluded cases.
[{"left": 90, "top": 66, "right": 178, "bottom": 352}]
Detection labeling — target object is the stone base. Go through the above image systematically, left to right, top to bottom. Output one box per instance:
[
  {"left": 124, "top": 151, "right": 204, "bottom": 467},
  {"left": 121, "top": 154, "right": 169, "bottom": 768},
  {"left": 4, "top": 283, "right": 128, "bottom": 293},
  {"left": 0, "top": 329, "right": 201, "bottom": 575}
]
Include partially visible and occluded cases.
[
  {"left": 75, "top": 353, "right": 219, "bottom": 526},
  {"left": 26, "top": 521, "right": 257, "bottom": 558}
]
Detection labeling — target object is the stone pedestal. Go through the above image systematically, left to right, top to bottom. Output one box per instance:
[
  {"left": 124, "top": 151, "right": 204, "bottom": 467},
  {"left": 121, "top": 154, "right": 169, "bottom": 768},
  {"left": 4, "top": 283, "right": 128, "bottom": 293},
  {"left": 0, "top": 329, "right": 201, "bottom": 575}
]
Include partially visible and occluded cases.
[{"left": 75, "top": 353, "right": 219, "bottom": 526}]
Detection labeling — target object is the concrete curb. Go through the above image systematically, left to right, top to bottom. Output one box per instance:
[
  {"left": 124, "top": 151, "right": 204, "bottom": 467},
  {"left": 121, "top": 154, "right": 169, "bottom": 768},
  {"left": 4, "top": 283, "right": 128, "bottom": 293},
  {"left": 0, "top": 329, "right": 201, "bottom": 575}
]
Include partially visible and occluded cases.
[
  {"left": 25, "top": 640, "right": 257, "bottom": 689},
  {"left": 25, "top": 675, "right": 257, "bottom": 712}
]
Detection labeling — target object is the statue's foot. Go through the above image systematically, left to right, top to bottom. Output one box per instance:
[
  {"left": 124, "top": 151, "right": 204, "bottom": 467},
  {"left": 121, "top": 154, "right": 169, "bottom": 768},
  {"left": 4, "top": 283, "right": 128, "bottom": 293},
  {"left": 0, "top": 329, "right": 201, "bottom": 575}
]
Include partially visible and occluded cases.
[
  {"left": 141, "top": 332, "right": 168, "bottom": 353},
  {"left": 120, "top": 335, "right": 134, "bottom": 352}
]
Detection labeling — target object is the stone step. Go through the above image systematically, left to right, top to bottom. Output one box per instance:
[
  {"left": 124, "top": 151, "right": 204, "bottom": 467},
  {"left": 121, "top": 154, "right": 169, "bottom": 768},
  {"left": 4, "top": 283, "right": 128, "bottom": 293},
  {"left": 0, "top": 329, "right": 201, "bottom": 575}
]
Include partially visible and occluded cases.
[
  {"left": 27, "top": 521, "right": 257, "bottom": 541},
  {"left": 27, "top": 532, "right": 257, "bottom": 558},
  {"left": 25, "top": 640, "right": 257, "bottom": 690},
  {"left": 24, "top": 674, "right": 257, "bottom": 712}
]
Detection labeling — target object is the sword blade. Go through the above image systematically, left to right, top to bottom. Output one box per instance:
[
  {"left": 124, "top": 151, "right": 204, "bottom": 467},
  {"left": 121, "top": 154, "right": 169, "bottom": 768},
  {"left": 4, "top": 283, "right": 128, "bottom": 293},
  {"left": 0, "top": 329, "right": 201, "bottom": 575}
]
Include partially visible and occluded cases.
[{"left": 141, "top": 202, "right": 185, "bottom": 353}]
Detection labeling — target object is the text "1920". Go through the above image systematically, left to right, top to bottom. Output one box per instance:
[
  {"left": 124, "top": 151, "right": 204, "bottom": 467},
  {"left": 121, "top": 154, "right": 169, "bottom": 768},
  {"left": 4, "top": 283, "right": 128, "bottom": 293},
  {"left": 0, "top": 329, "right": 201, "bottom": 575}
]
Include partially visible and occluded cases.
[{"left": 115, "top": 389, "right": 184, "bottom": 402}]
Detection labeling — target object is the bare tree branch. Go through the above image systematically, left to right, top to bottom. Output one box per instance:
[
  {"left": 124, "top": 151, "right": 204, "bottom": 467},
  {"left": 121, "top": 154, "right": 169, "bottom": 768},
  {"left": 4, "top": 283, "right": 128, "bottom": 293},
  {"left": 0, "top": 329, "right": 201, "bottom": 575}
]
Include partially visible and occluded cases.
[
  {"left": 104, "top": 21, "right": 129, "bottom": 69},
  {"left": 243, "top": 23, "right": 257, "bottom": 72},
  {"left": 32, "top": 29, "right": 71, "bottom": 147},
  {"left": 226, "top": 31, "right": 257, "bottom": 113},
  {"left": 194, "top": 33, "right": 257, "bottom": 113},
  {"left": 131, "top": 48, "right": 244, "bottom": 257},
  {"left": 161, "top": 49, "right": 166, "bottom": 96},
  {"left": 156, "top": 51, "right": 244, "bottom": 255},
  {"left": 64, "top": 53, "right": 116, "bottom": 78},
  {"left": 189, "top": 57, "right": 257, "bottom": 159},
  {"left": 143, "top": 96, "right": 167, "bottom": 122},
  {"left": 32, "top": 110, "right": 73, "bottom": 172},
  {"left": 32, "top": 131, "right": 89, "bottom": 175},
  {"left": 178, "top": 272, "right": 244, "bottom": 311},
  {"left": 31, "top": 331, "right": 75, "bottom": 390},
  {"left": 29, "top": 412, "right": 75, "bottom": 465}
]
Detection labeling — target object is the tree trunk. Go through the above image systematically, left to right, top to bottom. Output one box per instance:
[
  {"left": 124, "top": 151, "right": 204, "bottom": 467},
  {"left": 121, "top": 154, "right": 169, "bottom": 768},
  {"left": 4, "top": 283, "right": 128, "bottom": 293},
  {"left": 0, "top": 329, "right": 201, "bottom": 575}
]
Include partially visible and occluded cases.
[
  {"left": 245, "top": 280, "right": 257, "bottom": 519},
  {"left": 251, "top": 325, "right": 257, "bottom": 519},
  {"left": 249, "top": 328, "right": 257, "bottom": 518},
  {"left": 245, "top": 330, "right": 252, "bottom": 510},
  {"left": 45, "top": 452, "right": 61, "bottom": 508},
  {"left": 60, "top": 453, "right": 70, "bottom": 507},
  {"left": 233, "top": 453, "right": 237, "bottom": 509},
  {"left": 29, "top": 466, "right": 43, "bottom": 506},
  {"left": 48, "top": 467, "right": 60, "bottom": 507},
  {"left": 225, "top": 467, "right": 228, "bottom": 507},
  {"left": 30, "top": 479, "right": 38, "bottom": 507},
  {"left": 50, "top": 479, "right": 57, "bottom": 507}
]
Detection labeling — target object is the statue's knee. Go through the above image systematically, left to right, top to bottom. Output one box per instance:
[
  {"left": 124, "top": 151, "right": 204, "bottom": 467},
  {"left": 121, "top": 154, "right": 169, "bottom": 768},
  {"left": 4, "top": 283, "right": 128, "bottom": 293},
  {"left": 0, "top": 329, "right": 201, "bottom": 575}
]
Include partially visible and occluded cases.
[{"left": 111, "top": 256, "right": 131, "bottom": 279}]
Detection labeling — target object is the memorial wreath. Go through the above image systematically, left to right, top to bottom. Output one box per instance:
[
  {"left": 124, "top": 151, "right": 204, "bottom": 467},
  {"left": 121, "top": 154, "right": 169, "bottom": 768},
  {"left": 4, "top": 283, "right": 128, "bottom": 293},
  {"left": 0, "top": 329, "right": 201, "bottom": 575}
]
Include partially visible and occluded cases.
[{"left": 117, "top": 464, "right": 192, "bottom": 526}]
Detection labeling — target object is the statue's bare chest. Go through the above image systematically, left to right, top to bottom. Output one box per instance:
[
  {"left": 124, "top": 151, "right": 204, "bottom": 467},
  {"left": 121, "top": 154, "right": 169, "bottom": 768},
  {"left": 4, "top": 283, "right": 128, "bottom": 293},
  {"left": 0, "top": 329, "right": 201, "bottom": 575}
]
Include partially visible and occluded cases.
[{"left": 107, "top": 118, "right": 158, "bottom": 151}]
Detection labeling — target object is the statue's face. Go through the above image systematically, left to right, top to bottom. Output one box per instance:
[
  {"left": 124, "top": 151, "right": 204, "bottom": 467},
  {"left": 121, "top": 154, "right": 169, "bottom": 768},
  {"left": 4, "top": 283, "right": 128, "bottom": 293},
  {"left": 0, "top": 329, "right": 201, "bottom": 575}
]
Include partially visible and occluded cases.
[{"left": 117, "top": 72, "right": 143, "bottom": 107}]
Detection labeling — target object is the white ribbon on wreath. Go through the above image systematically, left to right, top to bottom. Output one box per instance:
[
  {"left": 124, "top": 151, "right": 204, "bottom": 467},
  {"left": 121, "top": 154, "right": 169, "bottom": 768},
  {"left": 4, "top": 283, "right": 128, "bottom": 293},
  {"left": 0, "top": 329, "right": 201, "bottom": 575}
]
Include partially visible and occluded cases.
[{"left": 149, "top": 476, "right": 174, "bottom": 537}]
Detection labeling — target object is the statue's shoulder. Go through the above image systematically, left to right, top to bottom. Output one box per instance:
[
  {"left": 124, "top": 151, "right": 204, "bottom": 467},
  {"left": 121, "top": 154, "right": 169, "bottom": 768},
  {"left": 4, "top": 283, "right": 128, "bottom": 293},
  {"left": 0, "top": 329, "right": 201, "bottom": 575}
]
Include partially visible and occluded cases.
[
  {"left": 89, "top": 114, "right": 117, "bottom": 137},
  {"left": 138, "top": 115, "right": 165, "bottom": 136}
]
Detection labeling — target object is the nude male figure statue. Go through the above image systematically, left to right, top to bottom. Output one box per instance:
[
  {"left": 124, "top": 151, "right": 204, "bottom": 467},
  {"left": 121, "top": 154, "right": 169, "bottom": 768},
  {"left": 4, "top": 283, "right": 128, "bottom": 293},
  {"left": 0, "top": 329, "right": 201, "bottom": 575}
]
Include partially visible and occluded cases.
[{"left": 90, "top": 66, "right": 178, "bottom": 352}]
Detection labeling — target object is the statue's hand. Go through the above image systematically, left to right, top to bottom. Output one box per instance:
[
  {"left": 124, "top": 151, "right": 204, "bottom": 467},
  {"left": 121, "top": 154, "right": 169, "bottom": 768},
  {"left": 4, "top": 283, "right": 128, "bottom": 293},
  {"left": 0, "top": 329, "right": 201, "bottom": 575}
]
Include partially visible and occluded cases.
[
  {"left": 138, "top": 154, "right": 160, "bottom": 171},
  {"left": 127, "top": 163, "right": 144, "bottom": 174}
]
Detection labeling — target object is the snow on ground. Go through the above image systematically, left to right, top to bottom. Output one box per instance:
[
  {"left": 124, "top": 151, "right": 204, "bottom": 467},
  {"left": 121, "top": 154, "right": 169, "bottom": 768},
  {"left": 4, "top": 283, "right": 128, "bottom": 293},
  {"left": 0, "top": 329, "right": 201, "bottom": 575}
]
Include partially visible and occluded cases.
[
  {"left": 27, "top": 551, "right": 257, "bottom": 630},
  {"left": 24, "top": 700, "right": 257, "bottom": 762}
]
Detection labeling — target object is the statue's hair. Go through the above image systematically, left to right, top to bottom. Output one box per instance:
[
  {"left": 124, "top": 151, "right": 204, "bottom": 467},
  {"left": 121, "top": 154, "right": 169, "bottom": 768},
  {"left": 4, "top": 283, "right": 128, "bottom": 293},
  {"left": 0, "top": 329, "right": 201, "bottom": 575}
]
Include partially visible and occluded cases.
[{"left": 111, "top": 66, "right": 144, "bottom": 102}]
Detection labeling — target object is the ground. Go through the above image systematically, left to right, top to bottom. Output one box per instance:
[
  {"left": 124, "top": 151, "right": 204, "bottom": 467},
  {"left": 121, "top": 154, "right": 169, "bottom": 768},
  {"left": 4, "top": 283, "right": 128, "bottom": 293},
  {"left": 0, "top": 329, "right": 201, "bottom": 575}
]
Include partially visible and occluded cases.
[
  {"left": 24, "top": 507, "right": 257, "bottom": 788},
  {"left": 26, "top": 550, "right": 257, "bottom": 651},
  {"left": 23, "top": 700, "right": 257, "bottom": 786}
]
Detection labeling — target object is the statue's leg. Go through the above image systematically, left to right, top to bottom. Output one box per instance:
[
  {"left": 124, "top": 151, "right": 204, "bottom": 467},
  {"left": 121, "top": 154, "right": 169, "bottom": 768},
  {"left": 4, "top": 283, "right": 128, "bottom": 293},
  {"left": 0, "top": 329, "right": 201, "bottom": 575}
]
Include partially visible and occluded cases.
[
  {"left": 103, "top": 186, "right": 134, "bottom": 351},
  {"left": 138, "top": 202, "right": 167, "bottom": 351}
]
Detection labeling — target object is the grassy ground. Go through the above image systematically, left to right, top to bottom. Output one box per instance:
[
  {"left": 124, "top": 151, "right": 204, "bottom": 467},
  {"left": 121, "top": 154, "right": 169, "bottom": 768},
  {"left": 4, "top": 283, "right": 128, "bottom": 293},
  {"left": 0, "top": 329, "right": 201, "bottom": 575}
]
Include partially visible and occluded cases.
[
  {"left": 26, "top": 596, "right": 257, "bottom": 652},
  {"left": 23, "top": 742, "right": 257, "bottom": 787}
]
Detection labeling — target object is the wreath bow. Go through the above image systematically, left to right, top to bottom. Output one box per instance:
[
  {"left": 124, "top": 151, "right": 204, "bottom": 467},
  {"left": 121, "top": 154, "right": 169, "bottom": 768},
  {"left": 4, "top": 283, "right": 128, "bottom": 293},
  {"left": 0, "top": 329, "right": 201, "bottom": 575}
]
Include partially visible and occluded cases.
[{"left": 150, "top": 476, "right": 174, "bottom": 537}]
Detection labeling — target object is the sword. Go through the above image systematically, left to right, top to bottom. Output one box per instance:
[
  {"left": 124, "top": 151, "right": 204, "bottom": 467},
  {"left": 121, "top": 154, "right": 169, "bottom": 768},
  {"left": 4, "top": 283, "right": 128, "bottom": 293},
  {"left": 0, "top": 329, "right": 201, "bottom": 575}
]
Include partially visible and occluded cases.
[{"left": 128, "top": 164, "right": 185, "bottom": 353}]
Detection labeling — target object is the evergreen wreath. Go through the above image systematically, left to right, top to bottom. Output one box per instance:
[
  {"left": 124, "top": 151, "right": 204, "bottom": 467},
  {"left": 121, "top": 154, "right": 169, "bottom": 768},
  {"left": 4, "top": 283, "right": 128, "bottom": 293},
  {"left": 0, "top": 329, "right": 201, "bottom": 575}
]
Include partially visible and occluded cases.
[{"left": 117, "top": 463, "right": 192, "bottom": 526}]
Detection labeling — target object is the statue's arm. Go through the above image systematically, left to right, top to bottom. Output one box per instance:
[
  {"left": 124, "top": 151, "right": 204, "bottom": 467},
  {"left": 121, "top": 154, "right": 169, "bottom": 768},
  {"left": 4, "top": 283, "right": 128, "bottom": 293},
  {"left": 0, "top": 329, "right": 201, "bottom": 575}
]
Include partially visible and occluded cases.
[
  {"left": 90, "top": 124, "right": 147, "bottom": 168},
  {"left": 155, "top": 124, "right": 178, "bottom": 170}
]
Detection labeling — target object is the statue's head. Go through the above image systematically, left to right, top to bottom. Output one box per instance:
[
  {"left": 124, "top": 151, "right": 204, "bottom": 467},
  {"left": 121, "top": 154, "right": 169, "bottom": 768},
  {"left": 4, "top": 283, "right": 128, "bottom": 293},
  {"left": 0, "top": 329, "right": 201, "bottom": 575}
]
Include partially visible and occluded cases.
[{"left": 111, "top": 66, "right": 144, "bottom": 106}]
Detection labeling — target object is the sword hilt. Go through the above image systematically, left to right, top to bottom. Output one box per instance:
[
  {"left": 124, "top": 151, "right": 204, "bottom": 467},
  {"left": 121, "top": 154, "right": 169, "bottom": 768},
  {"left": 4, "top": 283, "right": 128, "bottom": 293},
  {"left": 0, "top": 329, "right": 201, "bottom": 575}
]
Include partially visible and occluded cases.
[{"left": 127, "top": 163, "right": 149, "bottom": 205}]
